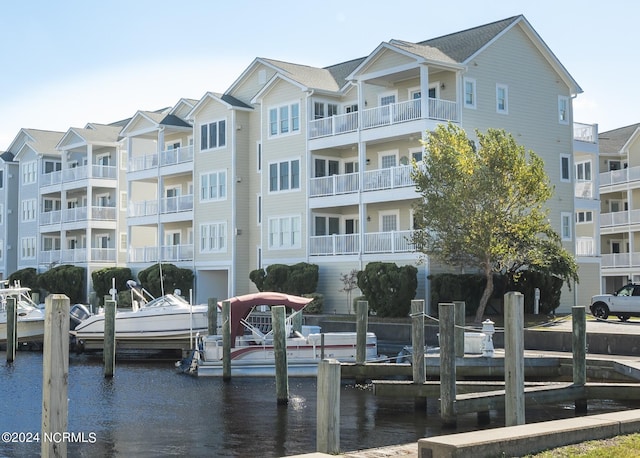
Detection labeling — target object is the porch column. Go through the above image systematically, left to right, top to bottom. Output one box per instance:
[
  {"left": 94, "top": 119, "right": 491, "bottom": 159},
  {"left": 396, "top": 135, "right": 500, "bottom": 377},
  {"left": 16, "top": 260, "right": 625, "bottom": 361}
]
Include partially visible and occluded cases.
[
  {"left": 419, "top": 64, "right": 429, "bottom": 118},
  {"left": 358, "top": 140, "right": 367, "bottom": 257},
  {"left": 86, "top": 144, "right": 93, "bottom": 178},
  {"left": 628, "top": 189, "right": 633, "bottom": 269}
]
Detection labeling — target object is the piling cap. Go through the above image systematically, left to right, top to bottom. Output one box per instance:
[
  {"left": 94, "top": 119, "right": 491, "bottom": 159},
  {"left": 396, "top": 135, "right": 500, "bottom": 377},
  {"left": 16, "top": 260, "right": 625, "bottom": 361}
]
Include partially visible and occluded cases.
[{"left": 481, "top": 319, "right": 495, "bottom": 334}]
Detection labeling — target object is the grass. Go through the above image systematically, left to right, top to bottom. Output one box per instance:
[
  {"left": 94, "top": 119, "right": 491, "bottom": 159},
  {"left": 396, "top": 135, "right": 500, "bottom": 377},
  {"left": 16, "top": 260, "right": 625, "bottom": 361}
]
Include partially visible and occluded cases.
[{"left": 525, "top": 433, "right": 640, "bottom": 457}]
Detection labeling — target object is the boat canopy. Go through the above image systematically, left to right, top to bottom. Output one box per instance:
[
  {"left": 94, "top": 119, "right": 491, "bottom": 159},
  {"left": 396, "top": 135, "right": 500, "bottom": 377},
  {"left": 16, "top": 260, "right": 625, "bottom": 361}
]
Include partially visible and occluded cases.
[{"left": 224, "top": 292, "right": 312, "bottom": 345}]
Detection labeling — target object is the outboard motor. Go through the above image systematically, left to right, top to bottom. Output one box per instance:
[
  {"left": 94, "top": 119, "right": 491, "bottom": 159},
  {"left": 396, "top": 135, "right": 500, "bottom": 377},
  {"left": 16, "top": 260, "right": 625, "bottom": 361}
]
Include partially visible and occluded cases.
[{"left": 69, "top": 303, "right": 92, "bottom": 330}]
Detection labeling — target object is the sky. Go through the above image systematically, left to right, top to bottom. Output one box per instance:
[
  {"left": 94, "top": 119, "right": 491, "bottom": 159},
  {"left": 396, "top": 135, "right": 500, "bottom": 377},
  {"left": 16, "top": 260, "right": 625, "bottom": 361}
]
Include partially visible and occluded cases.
[{"left": 0, "top": 0, "right": 636, "bottom": 149}]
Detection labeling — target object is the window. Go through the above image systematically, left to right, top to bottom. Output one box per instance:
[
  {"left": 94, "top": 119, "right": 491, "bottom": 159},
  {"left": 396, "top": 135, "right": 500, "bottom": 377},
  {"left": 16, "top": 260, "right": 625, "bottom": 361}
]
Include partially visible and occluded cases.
[
  {"left": 464, "top": 78, "right": 476, "bottom": 109},
  {"left": 496, "top": 84, "right": 508, "bottom": 114},
  {"left": 379, "top": 93, "right": 396, "bottom": 106},
  {"left": 558, "top": 96, "right": 569, "bottom": 124},
  {"left": 314, "top": 101, "right": 338, "bottom": 120},
  {"left": 269, "top": 102, "right": 300, "bottom": 136},
  {"left": 200, "top": 119, "right": 226, "bottom": 150},
  {"left": 257, "top": 142, "right": 262, "bottom": 171},
  {"left": 409, "top": 147, "right": 423, "bottom": 163},
  {"left": 379, "top": 151, "right": 398, "bottom": 169},
  {"left": 560, "top": 154, "right": 571, "bottom": 182},
  {"left": 314, "top": 158, "right": 339, "bottom": 178},
  {"left": 268, "top": 159, "right": 300, "bottom": 192},
  {"left": 608, "top": 160, "right": 627, "bottom": 171},
  {"left": 22, "top": 161, "right": 36, "bottom": 184},
  {"left": 43, "top": 161, "right": 61, "bottom": 173},
  {"left": 576, "top": 161, "right": 592, "bottom": 181},
  {"left": 0, "top": 170, "right": 3, "bottom": 189},
  {"left": 200, "top": 170, "right": 227, "bottom": 201},
  {"left": 257, "top": 194, "right": 262, "bottom": 225},
  {"left": 43, "top": 198, "right": 61, "bottom": 212},
  {"left": 22, "top": 199, "right": 36, "bottom": 221},
  {"left": 0, "top": 204, "right": 3, "bottom": 225},
  {"left": 380, "top": 211, "right": 399, "bottom": 232},
  {"left": 576, "top": 211, "right": 593, "bottom": 223},
  {"left": 561, "top": 212, "right": 572, "bottom": 241},
  {"left": 268, "top": 215, "right": 301, "bottom": 249},
  {"left": 314, "top": 216, "right": 340, "bottom": 236},
  {"left": 200, "top": 222, "right": 227, "bottom": 252},
  {"left": 42, "top": 236, "right": 60, "bottom": 251},
  {"left": 21, "top": 237, "right": 36, "bottom": 259}
]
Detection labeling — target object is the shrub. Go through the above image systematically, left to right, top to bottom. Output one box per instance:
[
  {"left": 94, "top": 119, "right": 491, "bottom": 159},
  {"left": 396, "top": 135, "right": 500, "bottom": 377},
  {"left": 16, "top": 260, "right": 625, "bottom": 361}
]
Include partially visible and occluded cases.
[
  {"left": 249, "top": 262, "right": 319, "bottom": 295},
  {"left": 357, "top": 262, "right": 417, "bottom": 317},
  {"left": 137, "top": 263, "right": 194, "bottom": 299},
  {"left": 38, "top": 265, "right": 86, "bottom": 304},
  {"left": 8, "top": 267, "right": 39, "bottom": 291},
  {"left": 92, "top": 267, "right": 133, "bottom": 306},
  {"left": 302, "top": 293, "right": 324, "bottom": 314}
]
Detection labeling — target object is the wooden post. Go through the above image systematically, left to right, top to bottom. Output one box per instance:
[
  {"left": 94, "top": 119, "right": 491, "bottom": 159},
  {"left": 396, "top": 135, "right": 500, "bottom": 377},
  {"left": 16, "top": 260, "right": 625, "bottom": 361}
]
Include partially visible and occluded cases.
[
  {"left": 505, "top": 291, "right": 525, "bottom": 426},
  {"left": 41, "top": 295, "right": 69, "bottom": 458},
  {"left": 6, "top": 296, "right": 17, "bottom": 362},
  {"left": 208, "top": 297, "right": 218, "bottom": 335},
  {"left": 103, "top": 299, "right": 116, "bottom": 377},
  {"left": 411, "top": 299, "right": 426, "bottom": 408},
  {"left": 222, "top": 300, "right": 231, "bottom": 381},
  {"left": 356, "top": 300, "right": 368, "bottom": 365},
  {"left": 411, "top": 300, "right": 426, "bottom": 383},
  {"left": 453, "top": 301, "right": 465, "bottom": 358},
  {"left": 439, "top": 302, "right": 456, "bottom": 427},
  {"left": 272, "top": 305, "right": 289, "bottom": 404},
  {"left": 572, "top": 305, "right": 587, "bottom": 413},
  {"left": 316, "top": 359, "right": 341, "bottom": 454}
]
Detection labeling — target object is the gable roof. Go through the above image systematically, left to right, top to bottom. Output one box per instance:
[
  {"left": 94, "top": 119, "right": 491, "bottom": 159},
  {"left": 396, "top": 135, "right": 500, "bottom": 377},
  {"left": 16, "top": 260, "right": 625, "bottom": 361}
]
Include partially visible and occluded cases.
[
  {"left": 599, "top": 123, "right": 640, "bottom": 155},
  {"left": 10, "top": 128, "right": 65, "bottom": 160}
]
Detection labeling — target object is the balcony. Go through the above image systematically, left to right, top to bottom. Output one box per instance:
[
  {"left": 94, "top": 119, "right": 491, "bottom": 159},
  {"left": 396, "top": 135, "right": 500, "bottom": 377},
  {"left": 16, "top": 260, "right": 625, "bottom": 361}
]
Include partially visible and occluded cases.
[
  {"left": 308, "top": 98, "right": 458, "bottom": 140},
  {"left": 573, "top": 123, "right": 598, "bottom": 143},
  {"left": 129, "top": 145, "right": 194, "bottom": 172},
  {"left": 310, "top": 165, "right": 414, "bottom": 198},
  {"left": 600, "top": 165, "right": 640, "bottom": 187},
  {"left": 574, "top": 181, "right": 594, "bottom": 199},
  {"left": 161, "top": 194, "right": 193, "bottom": 214},
  {"left": 129, "top": 200, "right": 159, "bottom": 218},
  {"left": 40, "top": 206, "right": 116, "bottom": 225},
  {"left": 601, "top": 210, "right": 640, "bottom": 227},
  {"left": 309, "top": 230, "right": 415, "bottom": 256},
  {"left": 576, "top": 237, "right": 596, "bottom": 256},
  {"left": 129, "top": 244, "right": 194, "bottom": 263},
  {"left": 602, "top": 252, "right": 640, "bottom": 269}
]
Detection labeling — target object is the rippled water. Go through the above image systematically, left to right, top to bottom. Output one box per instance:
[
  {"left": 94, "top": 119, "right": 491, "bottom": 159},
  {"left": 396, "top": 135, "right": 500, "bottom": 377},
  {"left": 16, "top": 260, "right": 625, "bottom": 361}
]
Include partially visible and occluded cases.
[{"left": 0, "top": 351, "right": 635, "bottom": 457}]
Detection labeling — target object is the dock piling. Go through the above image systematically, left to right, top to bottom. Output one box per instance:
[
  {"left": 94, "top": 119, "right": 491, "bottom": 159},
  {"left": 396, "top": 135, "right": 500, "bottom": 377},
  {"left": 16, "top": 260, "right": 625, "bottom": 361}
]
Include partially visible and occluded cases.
[
  {"left": 505, "top": 291, "right": 525, "bottom": 426},
  {"left": 41, "top": 295, "right": 69, "bottom": 458},
  {"left": 6, "top": 296, "right": 17, "bottom": 362},
  {"left": 103, "top": 299, "right": 116, "bottom": 377},
  {"left": 222, "top": 300, "right": 231, "bottom": 381},
  {"left": 356, "top": 300, "right": 368, "bottom": 365},
  {"left": 411, "top": 300, "right": 426, "bottom": 408},
  {"left": 453, "top": 301, "right": 465, "bottom": 358},
  {"left": 439, "top": 302, "right": 456, "bottom": 427},
  {"left": 272, "top": 305, "right": 289, "bottom": 404},
  {"left": 573, "top": 306, "right": 587, "bottom": 413},
  {"left": 317, "top": 359, "right": 341, "bottom": 454}
]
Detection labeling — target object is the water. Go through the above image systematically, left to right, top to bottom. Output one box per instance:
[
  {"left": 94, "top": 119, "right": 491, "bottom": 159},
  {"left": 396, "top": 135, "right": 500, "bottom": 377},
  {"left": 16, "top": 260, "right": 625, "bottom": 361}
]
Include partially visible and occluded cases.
[{"left": 0, "top": 351, "right": 635, "bottom": 457}]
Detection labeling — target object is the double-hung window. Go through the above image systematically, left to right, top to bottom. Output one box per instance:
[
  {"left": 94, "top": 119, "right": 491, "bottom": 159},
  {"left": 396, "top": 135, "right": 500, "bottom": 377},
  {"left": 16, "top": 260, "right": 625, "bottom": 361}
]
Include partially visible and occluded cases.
[
  {"left": 464, "top": 78, "right": 476, "bottom": 108},
  {"left": 496, "top": 84, "right": 508, "bottom": 114},
  {"left": 558, "top": 96, "right": 569, "bottom": 124},
  {"left": 269, "top": 102, "right": 300, "bottom": 136},
  {"left": 200, "top": 119, "right": 226, "bottom": 150},
  {"left": 560, "top": 154, "right": 571, "bottom": 182},
  {"left": 269, "top": 159, "right": 300, "bottom": 192},
  {"left": 22, "top": 161, "right": 36, "bottom": 184},
  {"left": 200, "top": 170, "right": 227, "bottom": 201},
  {"left": 561, "top": 212, "right": 572, "bottom": 241},
  {"left": 268, "top": 215, "right": 301, "bottom": 249},
  {"left": 200, "top": 221, "right": 227, "bottom": 252}
]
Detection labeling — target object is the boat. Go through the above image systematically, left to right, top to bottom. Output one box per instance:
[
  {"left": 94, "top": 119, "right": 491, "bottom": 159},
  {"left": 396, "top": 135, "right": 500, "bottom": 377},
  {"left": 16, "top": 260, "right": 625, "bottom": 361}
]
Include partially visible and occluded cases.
[
  {"left": 0, "top": 282, "right": 46, "bottom": 349},
  {"left": 70, "top": 282, "right": 208, "bottom": 354},
  {"left": 177, "top": 291, "right": 383, "bottom": 377}
]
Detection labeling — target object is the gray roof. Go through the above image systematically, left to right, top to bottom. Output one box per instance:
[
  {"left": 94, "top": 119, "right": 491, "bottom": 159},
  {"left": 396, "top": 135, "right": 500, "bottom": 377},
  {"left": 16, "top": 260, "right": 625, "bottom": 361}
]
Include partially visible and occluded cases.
[
  {"left": 418, "top": 16, "right": 520, "bottom": 62},
  {"left": 260, "top": 58, "right": 341, "bottom": 92},
  {"left": 325, "top": 58, "right": 366, "bottom": 89},
  {"left": 160, "top": 114, "right": 192, "bottom": 128},
  {"left": 599, "top": 123, "right": 640, "bottom": 154},
  {"left": 69, "top": 124, "right": 122, "bottom": 143},
  {"left": 22, "top": 129, "right": 65, "bottom": 154},
  {"left": 0, "top": 151, "right": 14, "bottom": 162}
]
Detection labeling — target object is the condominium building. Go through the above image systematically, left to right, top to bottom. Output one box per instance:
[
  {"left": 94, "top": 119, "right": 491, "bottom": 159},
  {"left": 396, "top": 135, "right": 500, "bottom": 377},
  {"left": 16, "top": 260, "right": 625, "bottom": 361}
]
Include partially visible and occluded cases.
[
  {"left": 1, "top": 15, "right": 599, "bottom": 312},
  {"left": 598, "top": 123, "right": 640, "bottom": 292}
]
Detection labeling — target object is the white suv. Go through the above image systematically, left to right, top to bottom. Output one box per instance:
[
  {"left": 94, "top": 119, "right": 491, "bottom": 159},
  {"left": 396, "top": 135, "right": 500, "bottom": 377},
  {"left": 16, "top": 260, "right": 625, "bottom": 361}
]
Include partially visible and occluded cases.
[{"left": 590, "top": 283, "right": 640, "bottom": 321}]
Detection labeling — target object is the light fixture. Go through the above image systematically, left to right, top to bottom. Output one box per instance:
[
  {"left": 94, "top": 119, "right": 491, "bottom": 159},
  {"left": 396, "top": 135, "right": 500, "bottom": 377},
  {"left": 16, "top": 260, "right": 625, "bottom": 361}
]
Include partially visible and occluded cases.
[
  {"left": 440, "top": 83, "right": 445, "bottom": 90},
  {"left": 366, "top": 159, "right": 370, "bottom": 165},
  {"left": 367, "top": 216, "right": 371, "bottom": 222}
]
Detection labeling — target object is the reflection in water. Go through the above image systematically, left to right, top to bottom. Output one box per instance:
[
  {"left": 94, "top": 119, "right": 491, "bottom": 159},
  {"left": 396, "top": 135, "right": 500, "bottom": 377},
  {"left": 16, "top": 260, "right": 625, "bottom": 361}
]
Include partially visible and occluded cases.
[{"left": 1, "top": 351, "right": 637, "bottom": 457}]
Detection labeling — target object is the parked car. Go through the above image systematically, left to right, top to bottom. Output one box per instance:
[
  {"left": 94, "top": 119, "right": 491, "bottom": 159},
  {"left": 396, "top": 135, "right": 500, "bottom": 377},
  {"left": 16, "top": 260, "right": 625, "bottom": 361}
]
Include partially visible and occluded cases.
[{"left": 590, "top": 284, "right": 640, "bottom": 321}]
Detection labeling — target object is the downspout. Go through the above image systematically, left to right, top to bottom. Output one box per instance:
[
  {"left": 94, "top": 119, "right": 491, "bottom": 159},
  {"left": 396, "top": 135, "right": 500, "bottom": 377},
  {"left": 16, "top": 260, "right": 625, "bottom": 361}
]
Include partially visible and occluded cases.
[
  {"left": 305, "top": 89, "right": 314, "bottom": 263},
  {"left": 230, "top": 108, "right": 237, "bottom": 297}
]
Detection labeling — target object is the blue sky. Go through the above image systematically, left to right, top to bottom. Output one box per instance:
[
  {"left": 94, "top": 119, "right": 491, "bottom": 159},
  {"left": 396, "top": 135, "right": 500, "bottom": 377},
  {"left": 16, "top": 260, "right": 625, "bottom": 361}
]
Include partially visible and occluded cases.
[{"left": 0, "top": 0, "right": 635, "bottom": 148}]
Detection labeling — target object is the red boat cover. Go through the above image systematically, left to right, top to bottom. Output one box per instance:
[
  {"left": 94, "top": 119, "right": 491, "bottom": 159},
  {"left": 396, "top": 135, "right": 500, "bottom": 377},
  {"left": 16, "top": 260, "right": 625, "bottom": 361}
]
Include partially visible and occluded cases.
[{"left": 222, "top": 292, "right": 313, "bottom": 346}]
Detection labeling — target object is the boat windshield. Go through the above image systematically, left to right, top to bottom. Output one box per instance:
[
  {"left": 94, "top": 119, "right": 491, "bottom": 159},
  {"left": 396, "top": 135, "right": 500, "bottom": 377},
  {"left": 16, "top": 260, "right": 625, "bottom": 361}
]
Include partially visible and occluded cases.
[{"left": 143, "top": 294, "right": 190, "bottom": 308}]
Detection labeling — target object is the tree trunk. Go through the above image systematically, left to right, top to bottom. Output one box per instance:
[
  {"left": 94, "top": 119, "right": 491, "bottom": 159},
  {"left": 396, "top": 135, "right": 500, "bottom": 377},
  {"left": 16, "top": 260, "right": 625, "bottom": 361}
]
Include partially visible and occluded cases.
[{"left": 474, "top": 266, "right": 494, "bottom": 323}]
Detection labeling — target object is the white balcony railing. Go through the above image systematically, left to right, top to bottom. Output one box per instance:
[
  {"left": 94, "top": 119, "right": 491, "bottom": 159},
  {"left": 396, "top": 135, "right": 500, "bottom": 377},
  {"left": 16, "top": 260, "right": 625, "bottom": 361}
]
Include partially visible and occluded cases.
[
  {"left": 308, "top": 97, "right": 459, "bottom": 139},
  {"left": 573, "top": 122, "right": 597, "bottom": 143},
  {"left": 129, "top": 145, "right": 194, "bottom": 172},
  {"left": 130, "top": 153, "right": 159, "bottom": 172},
  {"left": 363, "top": 165, "right": 414, "bottom": 192},
  {"left": 600, "top": 165, "right": 640, "bottom": 187},
  {"left": 309, "top": 173, "right": 359, "bottom": 197},
  {"left": 574, "top": 181, "right": 593, "bottom": 199},
  {"left": 161, "top": 194, "right": 193, "bottom": 214},
  {"left": 129, "top": 200, "right": 159, "bottom": 218},
  {"left": 62, "top": 206, "right": 89, "bottom": 222},
  {"left": 41, "top": 210, "right": 62, "bottom": 225},
  {"left": 600, "top": 210, "right": 640, "bottom": 227},
  {"left": 309, "top": 230, "right": 414, "bottom": 256},
  {"left": 575, "top": 237, "right": 596, "bottom": 256},
  {"left": 128, "top": 245, "right": 194, "bottom": 263},
  {"left": 600, "top": 252, "right": 640, "bottom": 268}
]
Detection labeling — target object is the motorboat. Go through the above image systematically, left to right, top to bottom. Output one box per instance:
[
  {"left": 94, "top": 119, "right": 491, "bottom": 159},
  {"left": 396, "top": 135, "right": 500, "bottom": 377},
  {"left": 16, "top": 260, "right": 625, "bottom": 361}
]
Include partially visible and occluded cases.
[
  {"left": 0, "top": 283, "right": 45, "bottom": 349},
  {"left": 70, "top": 283, "right": 208, "bottom": 353},
  {"left": 177, "top": 291, "right": 383, "bottom": 377}
]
